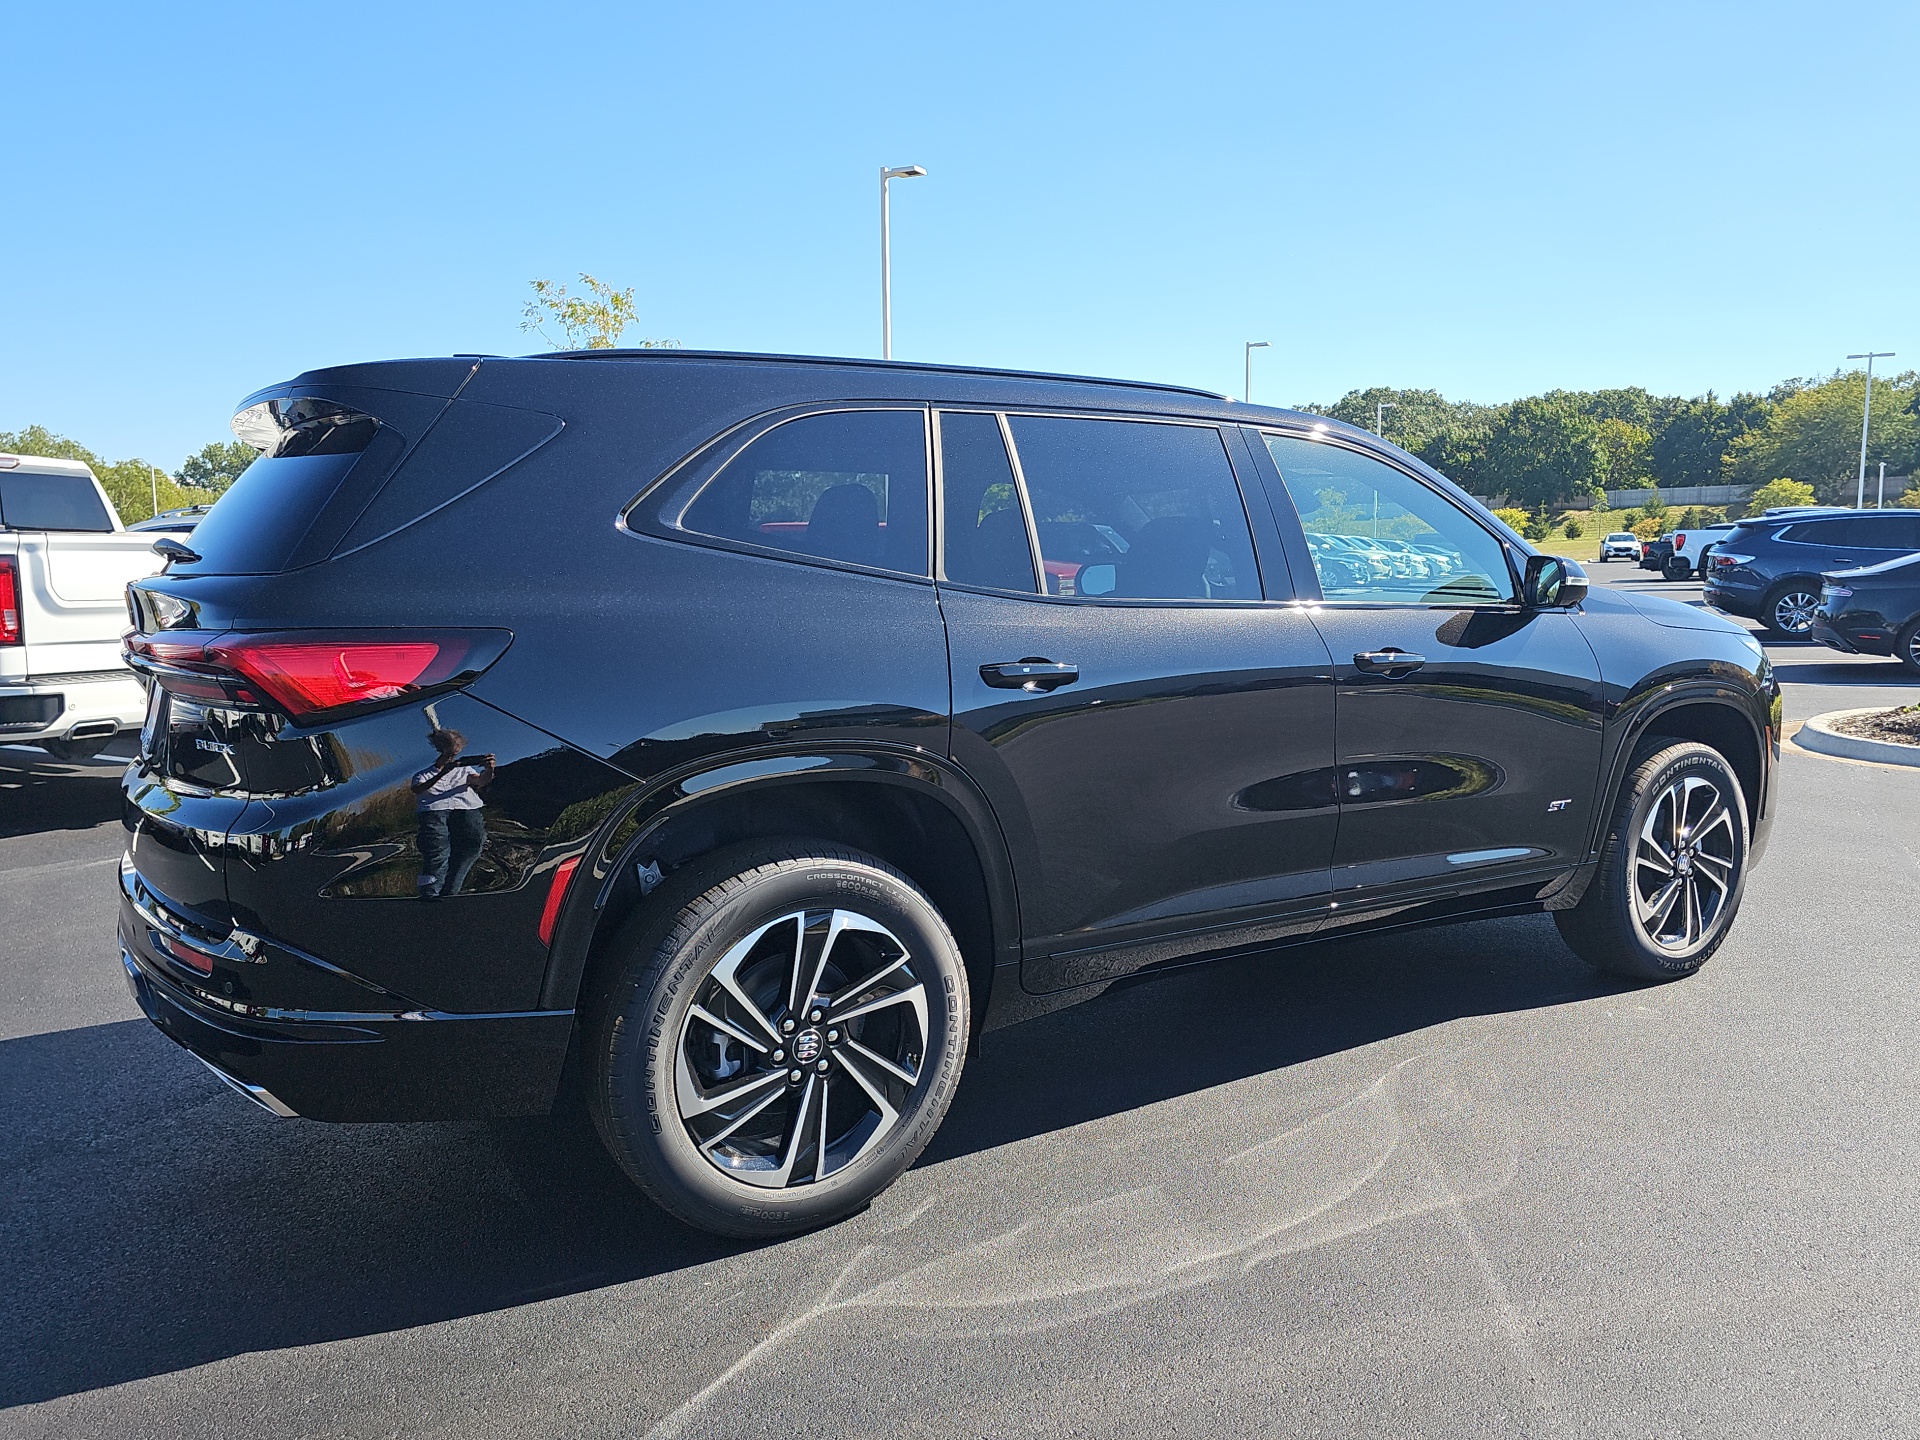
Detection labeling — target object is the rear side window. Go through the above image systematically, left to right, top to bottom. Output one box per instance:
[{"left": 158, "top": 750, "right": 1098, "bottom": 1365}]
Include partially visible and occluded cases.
[
  {"left": 681, "top": 410, "right": 930, "bottom": 576},
  {"left": 1005, "top": 416, "right": 1259, "bottom": 600},
  {"left": 0, "top": 472, "right": 113, "bottom": 532},
  {"left": 1780, "top": 517, "right": 1920, "bottom": 547}
]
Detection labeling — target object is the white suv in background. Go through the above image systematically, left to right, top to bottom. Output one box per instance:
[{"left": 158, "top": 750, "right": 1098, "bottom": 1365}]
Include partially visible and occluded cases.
[
  {"left": 0, "top": 454, "right": 164, "bottom": 759},
  {"left": 1599, "top": 531, "right": 1641, "bottom": 562}
]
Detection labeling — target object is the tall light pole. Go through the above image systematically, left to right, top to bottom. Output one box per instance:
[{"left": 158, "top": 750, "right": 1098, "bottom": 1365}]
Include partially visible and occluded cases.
[
  {"left": 880, "top": 165, "right": 926, "bottom": 360},
  {"left": 1244, "top": 341, "right": 1270, "bottom": 403},
  {"left": 1847, "top": 350, "right": 1894, "bottom": 508},
  {"left": 1375, "top": 400, "right": 1396, "bottom": 437}
]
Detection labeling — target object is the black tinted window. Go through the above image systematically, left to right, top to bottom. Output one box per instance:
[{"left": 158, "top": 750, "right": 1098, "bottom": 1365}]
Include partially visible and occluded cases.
[
  {"left": 683, "top": 410, "right": 930, "bottom": 576},
  {"left": 938, "top": 412, "right": 1036, "bottom": 593},
  {"left": 1006, "top": 417, "right": 1259, "bottom": 600},
  {"left": 0, "top": 472, "right": 113, "bottom": 531},
  {"left": 1783, "top": 517, "right": 1919, "bottom": 548}
]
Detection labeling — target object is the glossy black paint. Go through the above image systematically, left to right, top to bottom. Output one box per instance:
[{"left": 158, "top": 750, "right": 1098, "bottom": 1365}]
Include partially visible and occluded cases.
[
  {"left": 121, "top": 351, "right": 1781, "bottom": 1124},
  {"left": 1811, "top": 553, "right": 1920, "bottom": 663}
]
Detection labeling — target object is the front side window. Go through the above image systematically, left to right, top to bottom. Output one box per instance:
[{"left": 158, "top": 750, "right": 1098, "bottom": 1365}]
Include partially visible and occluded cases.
[
  {"left": 681, "top": 410, "right": 930, "bottom": 576},
  {"left": 1005, "top": 416, "right": 1259, "bottom": 600},
  {"left": 1263, "top": 434, "right": 1514, "bottom": 604}
]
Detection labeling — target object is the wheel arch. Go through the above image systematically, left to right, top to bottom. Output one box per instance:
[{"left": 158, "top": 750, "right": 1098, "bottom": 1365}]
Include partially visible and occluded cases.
[
  {"left": 1591, "top": 687, "right": 1771, "bottom": 860},
  {"left": 538, "top": 747, "right": 1021, "bottom": 1038}
]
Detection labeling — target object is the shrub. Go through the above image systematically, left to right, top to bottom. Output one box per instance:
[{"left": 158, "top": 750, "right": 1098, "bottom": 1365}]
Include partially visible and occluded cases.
[
  {"left": 1745, "top": 478, "right": 1817, "bottom": 513},
  {"left": 1492, "top": 506, "right": 1529, "bottom": 532},
  {"left": 1522, "top": 511, "right": 1552, "bottom": 541},
  {"left": 1561, "top": 515, "right": 1584, "bottom": 539},
  {"left": 1631, "top": 515, "right": 1667, "bottom": 541}
]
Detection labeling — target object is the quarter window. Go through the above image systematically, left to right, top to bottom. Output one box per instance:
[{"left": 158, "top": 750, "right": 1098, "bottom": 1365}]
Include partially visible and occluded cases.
[
  {"left": 681, "top": 410, "right": 930, "bottom": 576},
  {"left": 938, "top": 412, "right": 1038, "bottom": 593},
  {"left": 1004, "top": 416, "right": 1260, "bottom": 600},
  {"left": 1263, "top": 435, "right": 1514, "bottom": 604}
]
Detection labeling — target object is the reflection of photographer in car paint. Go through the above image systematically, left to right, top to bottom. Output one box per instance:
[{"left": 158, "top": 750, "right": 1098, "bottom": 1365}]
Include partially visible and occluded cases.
[{"left": 411, "top": 729, "right": 494, "bottom": 899}]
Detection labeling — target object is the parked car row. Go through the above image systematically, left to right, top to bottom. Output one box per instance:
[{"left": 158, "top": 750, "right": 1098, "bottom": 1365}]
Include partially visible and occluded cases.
[{"left": 1705, "top": 508, "right": 1920, "bottom": 638}]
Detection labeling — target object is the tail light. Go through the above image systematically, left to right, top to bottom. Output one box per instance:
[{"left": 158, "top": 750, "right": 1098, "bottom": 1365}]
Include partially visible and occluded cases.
[
  {"left": 1673, "top": 533, "right": 1686, "bottom": 549},
  {"left": 1710, "top": 552, "right": 1754, "bottom": 570},
  {"left": 0, "top": 557, "right": 20, "bottom": 645},
  {"left": 124, "top": 629, "right": 511, "bottom": 725},
  {"left": 538, "top": 855, "right": 582, "bottom": 947}
]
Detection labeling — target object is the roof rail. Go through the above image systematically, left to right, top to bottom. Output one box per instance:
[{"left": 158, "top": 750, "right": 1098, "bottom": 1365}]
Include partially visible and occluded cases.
[{"left": 520, "top": 348, "right": 1229, "bottom": 402}]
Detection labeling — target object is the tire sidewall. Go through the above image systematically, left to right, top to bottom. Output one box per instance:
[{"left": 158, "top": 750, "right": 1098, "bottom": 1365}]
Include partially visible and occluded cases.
[
  {"left": 1612, "top": 745, "right": 1750, "bottom": 975},
  {"left": 602, "top": 854, "right": 968, "bottom": 1236}
]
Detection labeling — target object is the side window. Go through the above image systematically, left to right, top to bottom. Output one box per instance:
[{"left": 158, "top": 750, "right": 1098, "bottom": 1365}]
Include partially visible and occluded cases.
[
  {"left": 680, "top": 410, "right": 930, "bottom": 576},
  {"left": 937, "top": 412, "right": 1037, "bottom": 593},
  {"left": 1004, "top": 416, "right": 1260, "bottom": 600},
  {"left": 1263, "top": 434, "right": 1514, "bottom": 604}
]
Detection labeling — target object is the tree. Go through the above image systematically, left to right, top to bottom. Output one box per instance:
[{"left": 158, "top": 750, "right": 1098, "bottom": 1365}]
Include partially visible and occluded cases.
[
  {"left": 521, "top": 274, "right": 677, "bottom": 350},
  {"left": 1725, "top": 370, "right": 1920, "bottom": 502},
  {"left": 1649, "top": 392, "right": 1769, "bottom": 488},
  {"left": 1477, "top": 396, "right": 1607, "bottom": 507},
  {"left": 1593, "top": 418, "right": 1654, "bottom": 490},
  {"left": 0, "top": 424, "right": 195, "bottom": 522},
  {"left": 177, "top": 439, "right": 255, "bottom": 494},
  {"left": 1744, "top": 478, "right": 1817, "bottom": 513},
  {"left": 1491, "top": 507, "right": 1530, "bottom": 532},
  {"left": 1562, "top": 514, "right": 1584, "bottom": 539}
]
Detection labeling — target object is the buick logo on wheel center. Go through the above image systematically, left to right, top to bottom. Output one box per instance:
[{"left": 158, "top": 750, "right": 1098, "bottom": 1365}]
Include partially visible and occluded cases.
[{"left": 792, "top": 1028, "right": 823, "bottom": 1064}]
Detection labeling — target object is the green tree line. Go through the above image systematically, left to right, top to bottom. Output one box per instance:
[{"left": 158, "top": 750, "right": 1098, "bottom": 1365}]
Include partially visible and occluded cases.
[{"left": 1305, "top": 370, "right": 1920, "bottom": 509}]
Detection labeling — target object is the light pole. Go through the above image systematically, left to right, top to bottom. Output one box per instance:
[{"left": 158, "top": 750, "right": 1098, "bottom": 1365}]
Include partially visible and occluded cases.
[
  {"left": 880, "top": 165, "right": 927, "bottom": 360},
  {"left": 1244, "top": 341, "right": 1270, "bottom": 403},
  {"left": 1847, "top": 350, "right": 1894, "bottom": 508},
  {"left": 1375, "top": 400, "right": 1396, "bottom": 437}
]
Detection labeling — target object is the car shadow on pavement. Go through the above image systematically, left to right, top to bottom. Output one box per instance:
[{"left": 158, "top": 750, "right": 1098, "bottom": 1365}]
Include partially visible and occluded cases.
[
  {"left": 0, "top": 747, "right": 130, "bottom": 839},
  {"left": 1, "top": 913, "right": 1622, "bottom": 1408}
]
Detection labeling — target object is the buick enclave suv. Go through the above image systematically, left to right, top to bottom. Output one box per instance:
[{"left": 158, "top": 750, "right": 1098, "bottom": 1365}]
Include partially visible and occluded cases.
[{"left": 119, "top": 352, "right": 1780, "bottom": 1238}]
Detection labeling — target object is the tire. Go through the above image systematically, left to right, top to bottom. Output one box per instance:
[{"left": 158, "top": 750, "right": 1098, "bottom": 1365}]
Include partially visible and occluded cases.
[
  {"left": 1663, "top": 557, "right": 1692, "bottom": 581},
  {"left": 1762, "top": 582, "right": 1822, "bottom": 638},
  {"left": 1898, "top": 617, "right": 1920, "bottom": 679},
  {"left": 39, "top": 737, "right": 113, "bottom": 761},
  {"left": 1555, "top": 741, "right": 1749, "bottom": 982},
  {"left": 584, "top": 839, "right": 970, "bottom": 1239}
]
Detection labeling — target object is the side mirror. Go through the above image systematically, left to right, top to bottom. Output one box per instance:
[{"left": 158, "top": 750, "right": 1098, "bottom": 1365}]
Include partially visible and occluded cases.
[
  {"left": 1523, "top": 554, "right": 1588, "bottom": 609},
  {"left": 1077, "top": 563, "right": 1117, "bottom": 597}
]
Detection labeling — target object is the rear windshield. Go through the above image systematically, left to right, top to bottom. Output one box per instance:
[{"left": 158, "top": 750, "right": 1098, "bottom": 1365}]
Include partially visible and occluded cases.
[
  {"left": 182, "top": 413, "right": 380, "bottom": 573},
  {"left": 0, "top": 472, "right": 113, "bottom": 532}
]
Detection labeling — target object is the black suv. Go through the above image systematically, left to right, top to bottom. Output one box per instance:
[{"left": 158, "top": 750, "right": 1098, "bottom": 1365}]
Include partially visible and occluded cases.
[
  {"left": 120, "top": 352, "right": 1779, "bottom": 1238},
  {"left": 1704, "top": 509, "right": 1920, "bottom": 637}
]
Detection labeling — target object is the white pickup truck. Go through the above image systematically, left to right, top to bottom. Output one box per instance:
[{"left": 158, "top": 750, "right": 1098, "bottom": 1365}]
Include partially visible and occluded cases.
[{"left": 0, "top": 453, "right": 165, "bottom": 759}]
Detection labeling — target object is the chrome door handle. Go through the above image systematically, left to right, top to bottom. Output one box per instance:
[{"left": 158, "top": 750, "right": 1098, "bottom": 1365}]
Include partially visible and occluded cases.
[
  {"left": 1353, "top": 649, "right": 1426, "bottom": 677},
  {"left": 980, "top": 658, "right": 1080, "bottom": 692}
]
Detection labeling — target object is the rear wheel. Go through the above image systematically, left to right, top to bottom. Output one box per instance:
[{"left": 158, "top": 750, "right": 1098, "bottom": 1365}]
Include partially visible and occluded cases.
[
  {"left": 1663, "top": 556, "right": 1693, "bottom": 581},
  {"left": 1762, "top": 582, "right": 1821, "bottom": 638},
  {"left": 1555, "top": 741, "right": 1749, "bottom": 982},
  {"left": 585, "top": 840, "right": 969, "bottom": 1239}
]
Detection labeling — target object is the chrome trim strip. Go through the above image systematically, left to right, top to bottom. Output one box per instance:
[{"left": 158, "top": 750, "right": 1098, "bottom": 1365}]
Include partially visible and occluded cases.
[
  {"left": 1446, "top": 846, "right": 1535, "bottom": 866},
  {"left": 190, "top": 1054, "right": 299, "bottom": 1118}
]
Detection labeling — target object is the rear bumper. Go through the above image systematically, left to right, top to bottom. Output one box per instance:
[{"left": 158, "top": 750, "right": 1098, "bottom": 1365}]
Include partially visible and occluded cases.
[
  {"left": 0, "top": 671, "right": 144, "bottom": 745},
  {"left": 118, "top": 887, "right": 574, "bottom": 1123}
]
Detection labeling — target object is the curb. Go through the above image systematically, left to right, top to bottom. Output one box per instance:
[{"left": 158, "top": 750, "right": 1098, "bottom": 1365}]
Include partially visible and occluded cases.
[{"left": 1793, "top": 708, "right": 1920, "bottom": 769}]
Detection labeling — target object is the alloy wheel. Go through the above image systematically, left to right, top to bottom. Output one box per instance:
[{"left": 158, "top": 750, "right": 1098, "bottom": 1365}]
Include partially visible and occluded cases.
[
  {"left": 1771, "top": 589, "right": 1819, "bottom": 636},
  {"left": 1631, "top": 775, "right": 1737, "bottom": 953},
  {"left": 675, "top": 909, "right": 929, "bottom": 1189}
]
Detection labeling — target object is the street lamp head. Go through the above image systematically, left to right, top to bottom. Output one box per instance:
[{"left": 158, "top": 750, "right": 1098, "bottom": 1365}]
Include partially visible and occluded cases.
[
  {"left": 883, "top": 165, "right": 928, "bottom": 180},
  {"left": 1247, "top": 340, "right": 1270, "bottom": 350}
]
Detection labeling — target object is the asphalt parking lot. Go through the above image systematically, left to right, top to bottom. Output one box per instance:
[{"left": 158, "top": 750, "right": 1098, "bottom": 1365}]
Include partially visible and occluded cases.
[{"left": 6, "top": 569, "right": 1920, "bottom": 1439}]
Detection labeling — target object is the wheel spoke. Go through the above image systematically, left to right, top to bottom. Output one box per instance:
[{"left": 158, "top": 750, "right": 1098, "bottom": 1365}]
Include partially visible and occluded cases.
[
  {"left": 1638, "top": 839, "right": 1676, "bottom": 877},
  {"left": 1692, "top": 849, "right": 1733, "bottom": 889},
  {"left": 1642, "top": 876, "right": 1683, "bottom": 934},
  {"left": 1683, "top": 876, "right": 1703, "bottom": 946},
  {"left": 710, "top": 915, "right": 795, "bottom": 1046},
  {"left": 829, "top": 949, "right": 911, "bottom": 1008},
  {"left": 832, "top": 980, "right": 928, "bottom": 1037},
  {"left": 689, "top": 1003, "right": 770, "bottom": 1056},
  {"left": 842, "top": 1035, "right": 919, "bottom": 1086},
  {"left": 832, "top": 1044, "right": 901, "bottom": 1134},
  {"left": 676, "top": 1059, "right": 785, "bottom": 1119},
  {"left": 767, "top": 1073, "right": 818, "bottom": 1187},
  {"left": 814, "top": 1075, "right": 832, "bottom": 1182},
  {"left": 699, "top": 1079, "right": 788, "bottom": 1152}
]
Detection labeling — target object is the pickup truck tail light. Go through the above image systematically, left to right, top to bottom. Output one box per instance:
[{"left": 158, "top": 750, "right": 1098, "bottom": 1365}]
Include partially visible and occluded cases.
[
  {"left": 0, "top": 557, "right": 19, "bottom": 645},
  {"left": 124, "top": 629, "right": 511, "bottom": 725}
]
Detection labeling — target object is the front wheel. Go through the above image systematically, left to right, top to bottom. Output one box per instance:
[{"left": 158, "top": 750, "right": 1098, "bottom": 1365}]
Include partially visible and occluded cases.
[
  {"left": 1898, "top": 617, "right": 1920, "bottom": 678},
  {"left": 1555, "top": 741, "right": 1749, "bottom": 982},
  {"left": 585, "top": 841, "right": 969, "bottom": 1239}
]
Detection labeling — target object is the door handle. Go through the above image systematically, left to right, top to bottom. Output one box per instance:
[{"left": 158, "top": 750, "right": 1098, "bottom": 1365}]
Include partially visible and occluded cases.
[
  {"left": 1353, "top": 649, "right": 1427, "bottom": 677},
  {"left": 980, "top": 658, "right": 1080, "bottom": 692}
]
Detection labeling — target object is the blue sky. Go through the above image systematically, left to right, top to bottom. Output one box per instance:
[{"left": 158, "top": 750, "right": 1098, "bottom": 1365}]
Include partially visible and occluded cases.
[{"left": 5, "top": 1, "right": 1914, "bottom": 466}]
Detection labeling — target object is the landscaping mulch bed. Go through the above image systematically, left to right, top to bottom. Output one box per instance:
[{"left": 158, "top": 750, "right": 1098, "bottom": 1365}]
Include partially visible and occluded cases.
[{"left": 1831, "top": 705, "right": 1920, "bottom": 747}]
